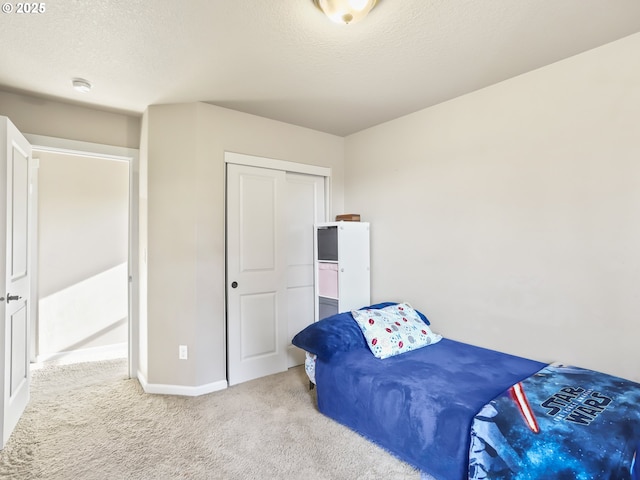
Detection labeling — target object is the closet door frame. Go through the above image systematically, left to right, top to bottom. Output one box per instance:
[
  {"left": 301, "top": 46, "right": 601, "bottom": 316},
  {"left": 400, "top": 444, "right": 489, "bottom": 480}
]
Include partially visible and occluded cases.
[{"left": 224, "top": 152, "right": 330, "bottom": 385}]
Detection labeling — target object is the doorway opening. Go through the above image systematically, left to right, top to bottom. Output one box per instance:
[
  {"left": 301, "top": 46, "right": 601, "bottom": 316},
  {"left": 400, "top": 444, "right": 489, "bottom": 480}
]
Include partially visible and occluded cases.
[
  {"left": 26, "top": 134, "right": 139, "bottom": 378},
  {"left": 34, "top": 150, "right": 129, "bottom": 366}
]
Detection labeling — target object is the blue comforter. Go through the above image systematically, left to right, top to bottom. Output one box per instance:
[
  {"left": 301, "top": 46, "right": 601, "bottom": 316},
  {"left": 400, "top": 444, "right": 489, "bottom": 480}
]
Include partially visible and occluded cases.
[
  {"left": 315, "top": 338, "right": 545, "bottom": 480},
  {"left": 469, "top": 363, "right": 640, "bottom": 480}
]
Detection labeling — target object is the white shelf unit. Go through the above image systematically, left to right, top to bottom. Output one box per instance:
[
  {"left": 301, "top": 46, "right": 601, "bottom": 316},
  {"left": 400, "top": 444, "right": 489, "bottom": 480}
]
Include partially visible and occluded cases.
[{"left": 314, "top": 222, "right": 370, "bottom": 321}]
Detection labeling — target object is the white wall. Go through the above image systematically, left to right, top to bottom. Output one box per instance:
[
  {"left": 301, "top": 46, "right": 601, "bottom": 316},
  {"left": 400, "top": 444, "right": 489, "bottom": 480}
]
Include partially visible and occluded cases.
[
  {"left": 344, "top": 33, "right": 640, "bottom": 382},
  {"left": 0, "top": 90, "right": 140, "bottom": 149},
  {"left": 142, "top": 102, "right": 344, "bottom": 389},
  {"left": 37, "top": 151, "right": 129, "bottom": 359}
]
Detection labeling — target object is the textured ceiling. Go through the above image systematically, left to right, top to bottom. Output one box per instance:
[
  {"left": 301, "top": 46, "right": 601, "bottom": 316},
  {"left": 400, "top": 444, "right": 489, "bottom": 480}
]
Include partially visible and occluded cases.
[{"left": 1, "top": 0, "right": 639, "bottom": 136}]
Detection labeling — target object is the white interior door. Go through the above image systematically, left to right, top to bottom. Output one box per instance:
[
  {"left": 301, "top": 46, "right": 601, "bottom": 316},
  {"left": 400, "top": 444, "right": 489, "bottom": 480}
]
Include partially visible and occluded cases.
[
  {"left": 1, "top": 117, "right": 32, "bottom": 449},
  {"left": 227, "top": 164, "right": 287, "bottom": 386},
  {"left": 285, "top": 173, "right": 325, "bottom": 367}
]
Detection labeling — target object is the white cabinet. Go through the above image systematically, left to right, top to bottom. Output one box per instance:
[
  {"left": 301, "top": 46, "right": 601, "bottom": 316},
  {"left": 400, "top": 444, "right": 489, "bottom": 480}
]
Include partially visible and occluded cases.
[{"left": 315, "top": 222, "right": 370, "bottom": 320}]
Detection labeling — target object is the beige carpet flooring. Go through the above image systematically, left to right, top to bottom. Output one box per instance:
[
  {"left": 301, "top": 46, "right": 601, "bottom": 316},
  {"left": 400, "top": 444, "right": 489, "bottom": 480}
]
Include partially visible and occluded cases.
[{"left": 0, "top": 359, "right": 422, "bottom": 479}]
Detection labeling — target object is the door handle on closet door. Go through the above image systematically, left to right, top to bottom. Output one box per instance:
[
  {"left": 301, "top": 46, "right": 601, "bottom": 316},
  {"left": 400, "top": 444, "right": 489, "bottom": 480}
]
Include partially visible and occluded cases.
[
  {"left": 231, "top": 282, "right": 238, "bottom": 289},
  {"left": 6, "top": 294, "right": 22, "bottom": 303}
]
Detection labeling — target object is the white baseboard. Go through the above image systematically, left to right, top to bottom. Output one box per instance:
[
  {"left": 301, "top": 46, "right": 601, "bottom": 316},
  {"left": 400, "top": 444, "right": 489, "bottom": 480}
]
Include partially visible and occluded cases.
[
  {"left": 35, "top": 342, "right": 127, "bottom": 366},
  {"left": 136, "top": 369, "right": 228, "bottom": 397}
]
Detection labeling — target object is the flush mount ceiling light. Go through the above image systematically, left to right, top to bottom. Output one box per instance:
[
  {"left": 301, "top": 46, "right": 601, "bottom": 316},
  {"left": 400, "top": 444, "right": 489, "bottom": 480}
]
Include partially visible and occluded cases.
[
  {"left": 313, "top": 0, "right": 378, "bottom": 24},
  {"left": 72, "top": 78, "right": 92, "bottom": 93}
]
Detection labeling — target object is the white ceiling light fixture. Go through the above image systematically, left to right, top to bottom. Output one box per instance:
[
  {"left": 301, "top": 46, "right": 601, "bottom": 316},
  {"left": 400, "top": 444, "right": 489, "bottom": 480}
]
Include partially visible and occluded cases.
[
  {"left": 313, "top": 0, "right": 378, "bottom": 24},
  {"left": 72, "top": 78, "right": 92, "bottom": 93}
]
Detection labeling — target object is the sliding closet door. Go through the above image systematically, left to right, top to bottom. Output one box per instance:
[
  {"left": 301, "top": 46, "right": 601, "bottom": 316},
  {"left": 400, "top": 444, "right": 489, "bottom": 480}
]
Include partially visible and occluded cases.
[
  {"left": 226, "top": 156, "right": 327, "bottom": 385},
  {"left": 227, "top": 164, "right": 287, "bottom": 386},
  {"left": 285, "top": 173, "right": 325, "bottom": 367}
]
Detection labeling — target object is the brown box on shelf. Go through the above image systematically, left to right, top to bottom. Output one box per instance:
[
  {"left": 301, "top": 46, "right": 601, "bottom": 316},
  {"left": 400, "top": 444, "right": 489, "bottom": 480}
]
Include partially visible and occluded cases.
[{"left": 335, "top": 214, "right": 361, "bottom": 222}]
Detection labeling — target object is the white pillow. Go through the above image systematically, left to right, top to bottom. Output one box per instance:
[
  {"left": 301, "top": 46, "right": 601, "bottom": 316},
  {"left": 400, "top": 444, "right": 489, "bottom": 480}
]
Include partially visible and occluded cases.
[{"left": 351, "top": 303, "right": 442, "bottom": 359}]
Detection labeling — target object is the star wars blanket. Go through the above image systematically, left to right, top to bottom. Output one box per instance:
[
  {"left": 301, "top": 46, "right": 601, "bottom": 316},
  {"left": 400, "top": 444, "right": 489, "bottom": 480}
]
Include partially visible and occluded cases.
[{"left": 469, "top": 363, "right": 640, "bottom": 480}]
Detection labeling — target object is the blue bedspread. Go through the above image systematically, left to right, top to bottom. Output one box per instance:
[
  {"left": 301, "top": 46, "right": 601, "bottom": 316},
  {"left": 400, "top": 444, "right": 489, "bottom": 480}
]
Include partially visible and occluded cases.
[
  {"left": 315, "top": 338, "right": 545, "bottom": 480},
  {"left": 469, "top": 364, "right": 640, "bottom": 480}
]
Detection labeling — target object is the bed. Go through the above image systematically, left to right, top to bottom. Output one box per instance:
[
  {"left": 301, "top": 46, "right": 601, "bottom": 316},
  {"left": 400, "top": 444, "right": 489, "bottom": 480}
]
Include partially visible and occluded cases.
[{"left": 292, "top": 302, "right": 640, "bottom": 480}]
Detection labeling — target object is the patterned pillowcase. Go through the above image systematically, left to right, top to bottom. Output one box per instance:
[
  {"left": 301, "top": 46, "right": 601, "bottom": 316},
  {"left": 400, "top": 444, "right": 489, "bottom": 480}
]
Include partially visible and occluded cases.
[{"left": 351, "top": 303, "right": 442, "bottom": 359}]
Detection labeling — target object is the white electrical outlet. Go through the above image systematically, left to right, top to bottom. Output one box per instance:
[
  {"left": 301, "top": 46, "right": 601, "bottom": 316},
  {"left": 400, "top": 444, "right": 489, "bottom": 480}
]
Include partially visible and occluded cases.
[{"left": 179, "top": 345, "right": 188, "bottom": 360}]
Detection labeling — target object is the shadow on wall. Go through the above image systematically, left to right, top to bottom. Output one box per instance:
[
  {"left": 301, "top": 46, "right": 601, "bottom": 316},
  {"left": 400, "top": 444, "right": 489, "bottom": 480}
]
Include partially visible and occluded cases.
[{"left": 37, "top": 263, "right": 128, "bottom": 363}]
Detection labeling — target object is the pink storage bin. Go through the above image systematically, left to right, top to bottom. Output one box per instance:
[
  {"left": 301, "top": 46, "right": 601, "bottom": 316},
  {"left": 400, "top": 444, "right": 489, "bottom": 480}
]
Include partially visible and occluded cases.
[{"left": 318, "top": 263, "right": 338, "bottom": 299}]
